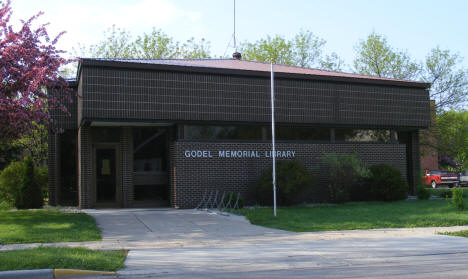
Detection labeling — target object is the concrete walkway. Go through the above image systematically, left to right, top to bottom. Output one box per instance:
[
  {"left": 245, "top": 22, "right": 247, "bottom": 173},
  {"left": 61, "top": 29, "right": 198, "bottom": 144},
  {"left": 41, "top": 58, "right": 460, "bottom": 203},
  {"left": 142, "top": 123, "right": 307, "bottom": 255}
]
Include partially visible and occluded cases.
[
  {"left": 3, "top": 208, "right": 468, "bottom": 251},
  {"left": 4, "top": 208, "right": 468, "bottom": 278}
]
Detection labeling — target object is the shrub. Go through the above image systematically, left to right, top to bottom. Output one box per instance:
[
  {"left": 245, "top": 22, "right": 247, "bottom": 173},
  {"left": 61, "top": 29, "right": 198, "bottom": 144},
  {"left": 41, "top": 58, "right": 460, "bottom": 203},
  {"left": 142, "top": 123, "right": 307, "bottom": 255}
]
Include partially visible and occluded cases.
[
  {"left": 320, "top": 153, "right": 370, "bottom": 203},
  {"left": 18, "top": 157, "right": 44, "bottom": 209},
  {"left": 0, "top": 160, "right": 48, "bottom": 208},
  {"left": 252, "top": 160, "right": 315, "bottom": 206},
  {"left": 0, "top": 161, "right": 24, "bottom": 207},
  {"left": 366, "top": 164, "right": 408, "bottom": 202},
  {"left": 35, "top": 165, "right": 48, "bottom": 200},
  {"left": 415, "top": 185, "right": 430, "bottom": 200},
  {"left": 451, "top": 188, "right": 464, "bottom": 210},
  {"left": 436, "top": 189, "right": 452, "bottom": 198},
  {"left": 222, "top": 192, "right": 244, "bottom": 209},
  {"left": 0, "top": 200, "right": 11, "bottom": 210}
]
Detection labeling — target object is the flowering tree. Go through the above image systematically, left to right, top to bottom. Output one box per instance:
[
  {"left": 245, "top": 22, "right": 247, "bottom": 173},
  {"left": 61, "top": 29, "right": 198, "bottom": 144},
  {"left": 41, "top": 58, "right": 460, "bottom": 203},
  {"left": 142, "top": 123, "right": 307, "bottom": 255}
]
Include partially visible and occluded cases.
[{"left": 0, "top": 0, "right": 70, "bottom": 143}]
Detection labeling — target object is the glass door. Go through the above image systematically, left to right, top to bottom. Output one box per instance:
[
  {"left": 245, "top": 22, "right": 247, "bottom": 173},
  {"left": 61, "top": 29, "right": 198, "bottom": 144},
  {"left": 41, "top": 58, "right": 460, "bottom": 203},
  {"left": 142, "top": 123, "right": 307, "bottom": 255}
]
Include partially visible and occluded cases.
[{"left": 96, "top": 148, "right": 116, "bottom": 203}]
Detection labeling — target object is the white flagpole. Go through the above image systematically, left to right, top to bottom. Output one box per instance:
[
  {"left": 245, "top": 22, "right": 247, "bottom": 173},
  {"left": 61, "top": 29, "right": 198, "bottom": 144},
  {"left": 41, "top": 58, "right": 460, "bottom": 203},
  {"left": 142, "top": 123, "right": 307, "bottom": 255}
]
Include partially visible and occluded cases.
[{"left": 270, "top": 60, "right": 277, "bottom": 217}]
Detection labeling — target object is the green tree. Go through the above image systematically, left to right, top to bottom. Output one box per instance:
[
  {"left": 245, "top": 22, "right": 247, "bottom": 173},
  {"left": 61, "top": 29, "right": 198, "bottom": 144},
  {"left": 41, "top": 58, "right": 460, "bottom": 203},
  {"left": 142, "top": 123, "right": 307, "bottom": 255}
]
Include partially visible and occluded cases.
[
  {"left": 76, "top": 25, "right": 211, "bottom": 59},
  {"left": 77, "top": 25, "right": 134, "bottom": 58},
  {"left": 133, "top": 28, "right": 178, "bottom": 59},
  {"left": 240, "top": 30, "right": 343, "bottom": 70},
  {"left": 293, "top": 30, "right": 326, "bottom": 67},
  {"left": 353, "top": 32, "right": 420, "bottom": 80},
  {"left": 354, "top": 32, "right": 468, "bottom": 112},
  {"left": 240, "top": 35, "right": 295, "bottom": 65},
  {"left": 179, "top": 37, "right": 211, "bottom": 59},
  {"left": 422, "top": 47, "right": 468, "bottom": 112},
  {"left": 320, "top": 52, "right": 345, "bottom": 72},
  {"left": 435, "top": 110, "right": 468, "bottom": 168},
  {"left": 13, "top": 123, "right": 48, "bottom": 164},
  {"left": 17, "top": 157, "right": 43, "bottom": 209}
]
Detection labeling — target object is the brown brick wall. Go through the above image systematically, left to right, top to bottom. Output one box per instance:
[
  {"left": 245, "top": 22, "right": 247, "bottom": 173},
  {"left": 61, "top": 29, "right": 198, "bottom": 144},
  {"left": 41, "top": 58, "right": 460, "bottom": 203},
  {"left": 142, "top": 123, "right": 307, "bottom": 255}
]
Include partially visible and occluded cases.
[
  {"left": 81, "top": 67, "right": 430, "bottom": 128},
  {"left": 78, "top": 126, "right": 92, "bottom": 208},
  {"left": 120, "top": 127, "right": 134, "bottom": 207},
  {"left": 47, "top": 133, "right": 60, "bottom": 206},
  {"left": 170, "top": 142, "right": 407, "bottom": 208}
]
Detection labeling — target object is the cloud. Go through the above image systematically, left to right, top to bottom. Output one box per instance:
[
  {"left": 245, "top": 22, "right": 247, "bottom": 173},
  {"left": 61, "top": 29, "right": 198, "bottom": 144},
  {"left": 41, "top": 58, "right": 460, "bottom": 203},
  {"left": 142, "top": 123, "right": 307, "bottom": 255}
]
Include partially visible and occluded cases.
[{"left": 9, "top": 0, "right": 202, "bottom": 56}]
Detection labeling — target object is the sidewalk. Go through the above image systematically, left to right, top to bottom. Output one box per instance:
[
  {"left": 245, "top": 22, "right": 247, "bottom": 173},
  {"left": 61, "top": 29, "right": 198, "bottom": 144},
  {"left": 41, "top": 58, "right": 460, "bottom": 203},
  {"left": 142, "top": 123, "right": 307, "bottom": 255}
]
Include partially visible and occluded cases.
[{"left": 2, "top": 208, "right": 468, "bottom": 251}]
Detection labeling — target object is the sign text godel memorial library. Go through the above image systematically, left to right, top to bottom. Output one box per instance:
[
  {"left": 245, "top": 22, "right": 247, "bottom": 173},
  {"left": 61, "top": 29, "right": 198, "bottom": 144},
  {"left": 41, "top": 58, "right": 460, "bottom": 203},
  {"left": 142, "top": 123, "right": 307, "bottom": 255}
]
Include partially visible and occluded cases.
[{"left": 184, "top": 150, "right": 296, "bottom": 159}]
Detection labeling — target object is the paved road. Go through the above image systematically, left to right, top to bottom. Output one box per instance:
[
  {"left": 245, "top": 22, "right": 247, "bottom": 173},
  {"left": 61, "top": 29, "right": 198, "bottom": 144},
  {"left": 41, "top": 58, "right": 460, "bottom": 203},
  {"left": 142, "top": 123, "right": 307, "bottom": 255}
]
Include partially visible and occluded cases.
[{"left": 76, "top": 209, "right": 468, "bottom": 279}]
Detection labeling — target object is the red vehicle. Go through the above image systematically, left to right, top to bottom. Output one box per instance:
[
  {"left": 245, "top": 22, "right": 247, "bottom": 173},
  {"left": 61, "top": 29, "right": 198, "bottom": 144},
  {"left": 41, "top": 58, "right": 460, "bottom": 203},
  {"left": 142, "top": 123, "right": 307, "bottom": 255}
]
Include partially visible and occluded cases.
[{"left": 422, "top": 169, "right": 459, "bottom": 188}]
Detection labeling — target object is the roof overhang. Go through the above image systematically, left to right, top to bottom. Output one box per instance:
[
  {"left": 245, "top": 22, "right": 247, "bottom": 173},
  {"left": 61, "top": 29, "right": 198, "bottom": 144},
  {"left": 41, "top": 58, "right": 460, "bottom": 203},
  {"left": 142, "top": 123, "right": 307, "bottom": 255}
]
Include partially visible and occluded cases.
[{"left": 77, "top": 59, "right": 431, "bottom": 89}]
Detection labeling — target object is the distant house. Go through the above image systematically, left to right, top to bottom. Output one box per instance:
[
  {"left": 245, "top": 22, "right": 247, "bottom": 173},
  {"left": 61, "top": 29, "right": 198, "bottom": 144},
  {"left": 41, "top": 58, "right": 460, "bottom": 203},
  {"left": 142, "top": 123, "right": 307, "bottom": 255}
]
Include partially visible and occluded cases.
[{"left": 48, "top": 54, "right": 431, "bottom": 208}]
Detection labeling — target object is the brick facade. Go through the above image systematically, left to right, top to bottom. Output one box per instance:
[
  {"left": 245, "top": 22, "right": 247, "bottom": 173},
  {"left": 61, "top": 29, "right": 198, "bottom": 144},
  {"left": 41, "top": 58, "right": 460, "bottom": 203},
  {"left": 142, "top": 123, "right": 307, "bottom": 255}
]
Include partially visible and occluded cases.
[
  {"left": 48, "top": 59, "right": 431, "bottom": 209},
  {"left": 81, "top": 66, "right": 430, "bottom": 128},
  {"left": 78, "top": 126, "right": 92, "bottom": 208},
  {"left": 120, "top": 127, "right": 134, "bottom": 207},
  {"left": 47, "top": 133, "right": 60, "bottom": 206},
  {"left": 170, "top": 141, "right": 407, "bottom": 208}
]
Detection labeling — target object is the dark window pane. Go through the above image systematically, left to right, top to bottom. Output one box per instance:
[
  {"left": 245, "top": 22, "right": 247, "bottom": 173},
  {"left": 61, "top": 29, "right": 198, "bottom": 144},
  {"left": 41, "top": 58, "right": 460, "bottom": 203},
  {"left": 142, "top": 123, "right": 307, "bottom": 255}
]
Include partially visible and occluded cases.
[
  {"left": 183, "top": 125, "right": 263, "bottom": 140},
  {"left": 276, "top": 126, "right": 330, "bottom": 141},
  {"left": 91, "top": 127, "right": 120, "bottom": 143},
  {"left": 133, "top": 127, "right": 167, "bottom": 172},
  {"left": 336, "top": 129, "right": 390, "bottom": 142},
  {"left": 60, "top": 130, "right": 77, "bottom": 205}
]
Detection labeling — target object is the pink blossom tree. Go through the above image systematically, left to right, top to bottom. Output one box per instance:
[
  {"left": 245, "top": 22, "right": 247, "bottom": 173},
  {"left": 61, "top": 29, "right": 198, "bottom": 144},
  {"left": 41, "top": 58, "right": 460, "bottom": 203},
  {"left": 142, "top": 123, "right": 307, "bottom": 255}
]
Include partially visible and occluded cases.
[{"left": 0, "top": 0, "right": 71, "bottom": 143}]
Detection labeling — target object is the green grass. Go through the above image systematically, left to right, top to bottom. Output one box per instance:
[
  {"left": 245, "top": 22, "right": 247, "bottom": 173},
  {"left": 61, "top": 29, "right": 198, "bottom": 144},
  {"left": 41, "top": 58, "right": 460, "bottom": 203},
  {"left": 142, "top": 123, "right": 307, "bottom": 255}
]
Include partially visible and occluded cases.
[
  {"left": 428, "top": 188, "right": 468, "bottom": 198},
  {"left": 241, "top": 200, "right": 468, "bottom": 232},
  {"left": 0, "top": 209, "right": 101, "bottom": 244},
  {"left": 439, "top": 230, "right": 468, "bottom": 237},
  {"left": 0, "top": 247, "right": 126, "bottom": 271}
]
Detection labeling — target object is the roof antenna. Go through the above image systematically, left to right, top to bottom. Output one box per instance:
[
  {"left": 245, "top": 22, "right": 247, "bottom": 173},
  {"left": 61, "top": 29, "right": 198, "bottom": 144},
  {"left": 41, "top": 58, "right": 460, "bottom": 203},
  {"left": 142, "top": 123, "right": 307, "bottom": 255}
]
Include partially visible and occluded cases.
[{"left": 232, "top": 0, "right": 242, "bottom": 60}]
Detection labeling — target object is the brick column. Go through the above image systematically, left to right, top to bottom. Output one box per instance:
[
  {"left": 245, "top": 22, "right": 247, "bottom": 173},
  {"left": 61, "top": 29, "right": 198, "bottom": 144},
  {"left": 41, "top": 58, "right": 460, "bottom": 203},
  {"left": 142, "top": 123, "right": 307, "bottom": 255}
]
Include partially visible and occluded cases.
[
  {"left": 78, "top": 126, "right": 92, "bottom": 208},
  {"left": 120, "top": 127, "right": 133, "bottom": 207},
  {"left": 408, "top": 131, "right": 421, "bottom": 194},
  {"left": 47, "top": 132, "right": 60, "bottom": 206}
]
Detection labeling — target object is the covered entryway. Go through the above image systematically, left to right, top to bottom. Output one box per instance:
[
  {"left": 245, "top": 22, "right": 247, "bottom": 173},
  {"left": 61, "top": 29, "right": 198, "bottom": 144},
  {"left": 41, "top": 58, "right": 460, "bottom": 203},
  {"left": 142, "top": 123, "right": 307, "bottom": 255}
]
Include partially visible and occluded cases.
[{"left": 132, "top": 127, "right": 170, "bottom": 207}]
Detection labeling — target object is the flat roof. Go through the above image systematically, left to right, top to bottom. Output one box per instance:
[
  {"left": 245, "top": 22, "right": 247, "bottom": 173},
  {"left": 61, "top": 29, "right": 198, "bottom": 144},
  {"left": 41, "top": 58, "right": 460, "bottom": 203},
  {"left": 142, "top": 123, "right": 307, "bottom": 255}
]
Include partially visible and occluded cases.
[{"left": 77, "top": 58, "right": 431, "bottom": 89}]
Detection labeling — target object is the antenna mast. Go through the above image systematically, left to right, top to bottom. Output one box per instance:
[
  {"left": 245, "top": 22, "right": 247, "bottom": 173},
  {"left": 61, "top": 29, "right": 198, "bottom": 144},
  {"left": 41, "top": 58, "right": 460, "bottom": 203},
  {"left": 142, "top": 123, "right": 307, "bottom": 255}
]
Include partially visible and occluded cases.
[{"left": 233, "top": 0, "right": 236, "bottom": 52}]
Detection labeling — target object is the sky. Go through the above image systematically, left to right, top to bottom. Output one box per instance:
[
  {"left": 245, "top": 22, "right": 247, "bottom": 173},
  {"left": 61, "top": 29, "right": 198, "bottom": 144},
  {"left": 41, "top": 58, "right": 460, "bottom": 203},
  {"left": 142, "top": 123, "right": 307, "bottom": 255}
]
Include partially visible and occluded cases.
[{"left": 9, "top": 0, "right": 468, "bottom": 70}]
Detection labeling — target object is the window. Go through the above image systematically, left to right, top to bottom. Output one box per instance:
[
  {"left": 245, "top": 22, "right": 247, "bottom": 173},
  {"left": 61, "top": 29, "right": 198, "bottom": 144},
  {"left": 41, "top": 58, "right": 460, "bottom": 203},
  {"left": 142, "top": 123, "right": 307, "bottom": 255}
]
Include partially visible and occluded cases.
[
  {"left": 182, "top": 125, "right": 264, "bottom": 140},
  {"left": 276, "top": 126, "right": 330, "bottom": 141},
  {"left": 91, "top": 127, "right": 120, "bottom": 143},
  {"left": 133, "top": 127, "right": 167, "bottom": 172},
  {"left": 335, "top": 129, "right": 390, "bottom": 142}
]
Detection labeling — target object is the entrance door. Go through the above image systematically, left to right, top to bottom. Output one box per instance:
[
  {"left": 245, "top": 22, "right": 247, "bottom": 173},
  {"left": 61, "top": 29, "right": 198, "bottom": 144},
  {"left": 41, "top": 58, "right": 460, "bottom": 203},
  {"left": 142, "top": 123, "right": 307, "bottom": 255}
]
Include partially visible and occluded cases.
[{"left": 96, "top": 148, "right": 116, "bottom": 203}]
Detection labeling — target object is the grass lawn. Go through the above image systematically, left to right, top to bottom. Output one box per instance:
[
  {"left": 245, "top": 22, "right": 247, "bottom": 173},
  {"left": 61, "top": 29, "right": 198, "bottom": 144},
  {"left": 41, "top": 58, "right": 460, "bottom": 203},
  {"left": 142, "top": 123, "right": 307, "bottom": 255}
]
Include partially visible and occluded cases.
[
  {"left": 429, "top": 188, "right": 468, "bottom": 198},
  {"left": 241, "top": 200, "right": 468, "bottom": 232},
  {"left": 0, "top": 209, "right": 101, "bottom": 245},
  {"left": 439, "top": 230, "right": 468, "bottom": 237},
  {"left": 0, "top": 247, "right": 126, "bottom": 271}
]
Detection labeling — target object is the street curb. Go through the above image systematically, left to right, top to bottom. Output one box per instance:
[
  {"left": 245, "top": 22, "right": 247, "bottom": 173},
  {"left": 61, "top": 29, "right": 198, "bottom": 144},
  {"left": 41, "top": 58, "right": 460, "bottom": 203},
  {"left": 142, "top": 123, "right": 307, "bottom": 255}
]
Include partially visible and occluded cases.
[
  {"left": 0, "top": 269, "right": 116, "bottom": 278},
  {"left": 0, "top": 269, "right": 53, "bottom": 279},
  {"left": 54, "top": 269, "right": 116, "bottom": 277}
]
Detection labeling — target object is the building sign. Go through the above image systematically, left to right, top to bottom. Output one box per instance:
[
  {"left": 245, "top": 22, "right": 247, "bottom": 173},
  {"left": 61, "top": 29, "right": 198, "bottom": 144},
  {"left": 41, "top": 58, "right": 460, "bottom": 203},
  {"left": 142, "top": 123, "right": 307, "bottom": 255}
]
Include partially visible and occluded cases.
[{"left": 184, "top": 150, "right": 296, "bottom": 159}]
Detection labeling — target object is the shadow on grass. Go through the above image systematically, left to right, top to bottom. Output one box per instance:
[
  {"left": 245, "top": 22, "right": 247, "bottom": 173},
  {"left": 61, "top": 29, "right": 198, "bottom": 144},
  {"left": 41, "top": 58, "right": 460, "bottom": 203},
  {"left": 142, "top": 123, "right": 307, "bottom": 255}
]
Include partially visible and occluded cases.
[
  {"left": 0, "top": 210, "right": 101, "bottom": 244},
  {"left": 0, "top": 247, "right": 126, "bottom": 271}
]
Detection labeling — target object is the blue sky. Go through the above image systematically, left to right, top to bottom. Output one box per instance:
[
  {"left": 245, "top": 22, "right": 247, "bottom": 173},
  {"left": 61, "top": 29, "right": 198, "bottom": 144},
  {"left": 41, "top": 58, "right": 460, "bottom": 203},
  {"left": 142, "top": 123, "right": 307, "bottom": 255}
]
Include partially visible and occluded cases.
[{"left": 10, "top": 0, "right": 468, "bottom": 69}]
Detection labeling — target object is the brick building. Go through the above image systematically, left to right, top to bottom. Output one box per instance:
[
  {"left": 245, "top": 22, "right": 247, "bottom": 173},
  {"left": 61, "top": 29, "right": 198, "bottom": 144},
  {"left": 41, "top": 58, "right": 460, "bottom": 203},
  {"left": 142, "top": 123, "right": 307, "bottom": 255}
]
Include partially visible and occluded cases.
[{"left": 48, "top": 56, "right": 431, "bottom": 208}]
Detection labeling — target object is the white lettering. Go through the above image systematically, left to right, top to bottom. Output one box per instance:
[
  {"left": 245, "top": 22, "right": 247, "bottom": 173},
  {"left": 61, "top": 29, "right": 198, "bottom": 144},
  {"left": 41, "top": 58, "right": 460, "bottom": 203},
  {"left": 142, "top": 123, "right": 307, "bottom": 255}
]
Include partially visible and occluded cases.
[{"left": 184, "top": 150, "right": 296, "bottom": 159}]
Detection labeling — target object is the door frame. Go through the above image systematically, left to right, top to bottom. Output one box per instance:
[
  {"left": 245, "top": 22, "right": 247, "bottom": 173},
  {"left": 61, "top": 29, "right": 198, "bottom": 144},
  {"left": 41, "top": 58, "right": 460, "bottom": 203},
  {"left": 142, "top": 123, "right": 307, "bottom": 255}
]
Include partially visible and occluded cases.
[{"left": 92, "top": 143, "right": 122, "bottom": 207}]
